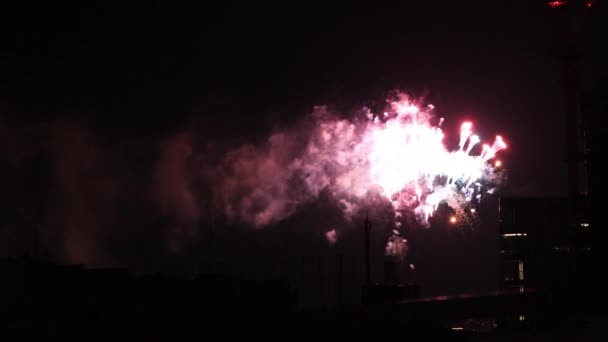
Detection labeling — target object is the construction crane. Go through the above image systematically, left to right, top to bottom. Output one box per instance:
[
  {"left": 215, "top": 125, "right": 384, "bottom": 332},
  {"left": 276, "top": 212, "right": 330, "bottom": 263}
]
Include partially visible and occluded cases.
[{"left": 547, "top": 0, "right": 595, "bottom": 197}]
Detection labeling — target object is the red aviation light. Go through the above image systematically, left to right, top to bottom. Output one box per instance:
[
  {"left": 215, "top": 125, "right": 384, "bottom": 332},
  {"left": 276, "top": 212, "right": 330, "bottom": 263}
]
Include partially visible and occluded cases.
[{"left": 548, "top": 0, "right": 567, "bottom": 8}]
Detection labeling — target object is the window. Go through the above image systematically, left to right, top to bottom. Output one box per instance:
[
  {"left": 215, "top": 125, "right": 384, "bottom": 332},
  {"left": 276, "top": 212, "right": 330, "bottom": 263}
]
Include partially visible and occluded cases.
[
  {"left": 502, "top": 233, "right": 527, "bottom": 238},
  {"left": 518, "top": 260, "right": 525, "bottom": 281}
]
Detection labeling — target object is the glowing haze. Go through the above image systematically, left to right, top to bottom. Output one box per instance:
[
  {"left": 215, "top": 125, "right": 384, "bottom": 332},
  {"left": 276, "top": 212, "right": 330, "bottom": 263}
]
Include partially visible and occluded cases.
[{"left": 213, "top": 93, "right": 506, "bottom": 234}]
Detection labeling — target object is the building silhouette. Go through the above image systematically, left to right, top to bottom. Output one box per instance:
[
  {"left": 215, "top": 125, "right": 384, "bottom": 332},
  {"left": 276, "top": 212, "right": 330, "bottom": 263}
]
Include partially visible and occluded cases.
[{"left": 498, "top": 195, "right": 597, "bottom": 329}]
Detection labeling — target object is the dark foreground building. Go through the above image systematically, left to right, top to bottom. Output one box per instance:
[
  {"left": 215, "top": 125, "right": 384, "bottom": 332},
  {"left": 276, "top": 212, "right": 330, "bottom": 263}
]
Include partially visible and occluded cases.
[
  {"left": 497, "top": 194, "right": 604, "bottom": 329},
  {"left": 498, "top": 196, "right": 593, "bottom": 294}
]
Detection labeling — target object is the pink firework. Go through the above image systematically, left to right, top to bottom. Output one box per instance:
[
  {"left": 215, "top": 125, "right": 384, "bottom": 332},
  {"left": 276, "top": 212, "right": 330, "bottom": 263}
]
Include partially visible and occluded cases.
[
  {"left": 215, "top": 94, "right": 506, "bottom": 229},
  {"left": 361, "top": 98, "right": 506, "bottom": 225}
]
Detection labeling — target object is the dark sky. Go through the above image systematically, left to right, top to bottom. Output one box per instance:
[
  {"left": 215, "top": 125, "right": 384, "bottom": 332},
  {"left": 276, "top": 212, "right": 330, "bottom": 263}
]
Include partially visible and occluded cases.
[{"left": 0, "top": 1, "right": 605, "bottom": 302}]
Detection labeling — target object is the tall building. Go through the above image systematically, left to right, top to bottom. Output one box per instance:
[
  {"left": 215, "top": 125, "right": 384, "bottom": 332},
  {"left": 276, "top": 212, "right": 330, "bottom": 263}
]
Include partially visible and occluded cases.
[
  {"left": 506, "top": 0, "right": 601, "bottom": 300},
  {"left": 580, "top": 82, "right": 608, "bottom": 300},
  {"left": 581, "top": 83, "right": 608, "bottom": 196},
  {"left": 498, "top": 196, "right": 598, "bottom": 330},
  {"left": 499, "top": 196, "right": 596, "bottom": 297}
]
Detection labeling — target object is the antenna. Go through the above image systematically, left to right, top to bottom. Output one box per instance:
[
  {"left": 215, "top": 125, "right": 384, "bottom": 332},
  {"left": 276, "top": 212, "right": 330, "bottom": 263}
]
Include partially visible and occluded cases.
[{"left": 364, "top": 211, "right": 372, "bottom": 286}]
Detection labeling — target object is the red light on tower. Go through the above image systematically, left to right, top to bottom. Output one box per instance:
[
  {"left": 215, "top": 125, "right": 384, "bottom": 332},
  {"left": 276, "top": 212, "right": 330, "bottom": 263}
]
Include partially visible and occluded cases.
[
  {"left": 548, "top": 0, "right": 567, "bottom": 8},
  {"left": 586, "top": 0, "right": 593, "bottom": 8}
]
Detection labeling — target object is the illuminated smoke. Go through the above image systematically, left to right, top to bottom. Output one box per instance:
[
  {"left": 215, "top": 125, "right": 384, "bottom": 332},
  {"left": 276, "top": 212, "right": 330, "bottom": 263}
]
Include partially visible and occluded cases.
[
  {"left": 0, "top": 91, "right": 507, "bottom": 265},
  {"left": 212, "top": 93, "right": 507, "bottom": 229},
  {"left": 46, "top": 121, "right": 120, "bottom": 265},
  {"left": 155, "top": 134, "right": 201, "bottom": 252},
  {"left": 325, "top": 229, "right": 337, "bottom": 246},
  {"left": 385, "top": 234, "right": 408, "bottom": 261}
]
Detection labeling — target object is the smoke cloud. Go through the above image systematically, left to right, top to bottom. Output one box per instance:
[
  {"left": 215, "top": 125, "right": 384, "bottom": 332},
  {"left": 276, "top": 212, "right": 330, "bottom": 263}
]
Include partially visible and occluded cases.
[
  {"left": 0, "top": 92, "right": 506, "bottom": 269},
  {"left": 200, "top": 94, "right": 505, "bottom": 234},
  {"left": 46, "top": 120, "right": 119, "bottom": 265},
  {"left": 154, "top": 134, "right": 201, "bottom": 252}
]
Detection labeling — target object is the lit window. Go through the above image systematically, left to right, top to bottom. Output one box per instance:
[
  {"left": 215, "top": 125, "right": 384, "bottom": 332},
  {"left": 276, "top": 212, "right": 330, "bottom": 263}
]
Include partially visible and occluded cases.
[
  {"left": 580, "top": 223, "right": 590, "bottom": 228},
  {"left": 502, "top": 233, "right": 527, "bottom": 237},
  {"left": 518, "top": 260, "right": 525, "bottom": 280},
  {"left": 519, "top": 315, "right": 526, "bottom": 321}
]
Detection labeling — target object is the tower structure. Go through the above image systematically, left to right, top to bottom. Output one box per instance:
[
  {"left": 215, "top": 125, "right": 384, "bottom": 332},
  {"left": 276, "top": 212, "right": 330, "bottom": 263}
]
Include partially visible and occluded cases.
[{"left": 547, "top": 0, "right": 593, "bottom": 196}]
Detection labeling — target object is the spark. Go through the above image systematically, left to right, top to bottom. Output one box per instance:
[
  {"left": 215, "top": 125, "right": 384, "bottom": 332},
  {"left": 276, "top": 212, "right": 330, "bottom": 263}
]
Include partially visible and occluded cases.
[
  {"left": 459, "top": 122, "right": 473, "bottom": 151},
  {"left": 465, "top": 134, "right": 480, "bottom": 155}
]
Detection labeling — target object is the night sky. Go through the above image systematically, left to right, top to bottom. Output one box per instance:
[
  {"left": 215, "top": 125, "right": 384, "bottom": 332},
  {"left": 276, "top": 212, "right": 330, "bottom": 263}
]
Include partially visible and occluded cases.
[{"left": 0, "top": 1, "right": 605, "bottom": 303}]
